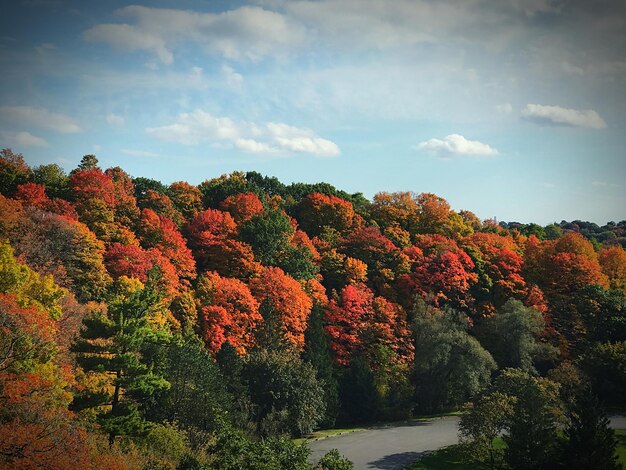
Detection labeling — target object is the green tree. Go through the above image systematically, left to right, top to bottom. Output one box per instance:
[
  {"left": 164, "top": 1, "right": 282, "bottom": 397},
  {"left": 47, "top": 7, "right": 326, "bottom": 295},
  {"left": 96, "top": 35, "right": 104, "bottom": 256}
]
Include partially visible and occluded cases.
[
  {"left": 32, "top": 163, "right": 69, "bottom": 198},
  {"left": 239, "top": 208, "right": 294, "bottom": 266},
  {"left": 72, "top": 273, "right": 171, "bottom": 446},
  {"left": 473, "top": 299, "right": 548, "bottom": 372},
  {"left": 412, "top": 303, "right": 496, "bottom": 413},
  {"left": 303, "top": 306, "right": 340, "bottom": 428},
  {"left": 242, "top": 349, "right": 326, "bottom": 437},
  {"left": 495, "top": 369, "right": 563, "bottom": 470},
  {"left": 560, "top": 386, "right": 621, "bottom": 470},
  {"left": 459, "top": 391, "right": 516, "bottom": 469}
]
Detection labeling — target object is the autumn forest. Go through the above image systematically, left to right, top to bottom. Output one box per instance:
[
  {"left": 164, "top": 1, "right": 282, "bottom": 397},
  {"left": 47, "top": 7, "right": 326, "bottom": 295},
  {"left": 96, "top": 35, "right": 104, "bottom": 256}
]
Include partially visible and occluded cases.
[{"left": 1, "top": 148, "right": 625, "bottom": 469}]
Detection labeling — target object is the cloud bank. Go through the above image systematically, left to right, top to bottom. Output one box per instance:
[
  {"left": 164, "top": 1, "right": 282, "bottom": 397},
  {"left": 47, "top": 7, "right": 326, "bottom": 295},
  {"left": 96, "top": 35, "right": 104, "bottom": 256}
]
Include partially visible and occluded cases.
[
  {"left": 0, "top": 106, "right": 81, "bottom": 133},
  {"left": 146, "top": 110, "right": 340, "bottom": 157}
]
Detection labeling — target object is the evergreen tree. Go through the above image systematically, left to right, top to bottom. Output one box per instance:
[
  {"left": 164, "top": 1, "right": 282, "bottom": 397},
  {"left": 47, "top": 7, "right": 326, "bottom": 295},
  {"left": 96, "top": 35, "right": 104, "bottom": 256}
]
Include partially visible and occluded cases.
[
  {"left": 72, "top": 273, "right": 171, "bottom": 446},
  {"left": 560, "top": 386, "right": 621, "bottom": 470}
]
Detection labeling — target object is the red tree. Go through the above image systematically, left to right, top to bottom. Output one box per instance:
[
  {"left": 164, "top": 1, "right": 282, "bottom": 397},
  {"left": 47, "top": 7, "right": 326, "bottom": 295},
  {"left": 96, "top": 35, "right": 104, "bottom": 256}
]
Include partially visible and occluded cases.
[
  {"left": 219, "top": 192, "right": 264, "bottom": 224},
  {"left": 196, "top": 271, "right": 261, "bottom": 354}
]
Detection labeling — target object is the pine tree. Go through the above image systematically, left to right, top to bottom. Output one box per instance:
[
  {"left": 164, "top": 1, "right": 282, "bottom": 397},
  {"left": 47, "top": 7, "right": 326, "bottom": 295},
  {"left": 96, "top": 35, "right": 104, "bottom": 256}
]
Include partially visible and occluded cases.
[
  {"left": 72, "top": 272, "right": 171, "bottom": 446},
  {"left": 561, "top": 387, "right": 621, "bottom": 470}
]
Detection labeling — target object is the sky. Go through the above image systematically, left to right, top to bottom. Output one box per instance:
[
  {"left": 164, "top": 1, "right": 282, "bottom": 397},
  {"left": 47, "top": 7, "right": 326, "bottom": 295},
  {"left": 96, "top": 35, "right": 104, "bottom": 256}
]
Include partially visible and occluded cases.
[{"left": 1, "top": 0, "right": 625, "bottom": 224}]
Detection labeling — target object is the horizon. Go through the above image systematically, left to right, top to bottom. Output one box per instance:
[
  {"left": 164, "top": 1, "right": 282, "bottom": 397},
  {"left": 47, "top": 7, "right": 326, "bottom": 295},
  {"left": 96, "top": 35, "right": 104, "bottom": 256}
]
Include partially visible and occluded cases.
[{"left": 1, "top": 0, "right": 625, "bottom": 225}]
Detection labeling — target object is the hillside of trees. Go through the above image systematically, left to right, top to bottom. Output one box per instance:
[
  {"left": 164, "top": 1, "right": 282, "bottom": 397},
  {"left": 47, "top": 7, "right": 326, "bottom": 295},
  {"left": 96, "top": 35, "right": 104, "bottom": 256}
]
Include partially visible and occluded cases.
[{"left": 1, "top": 148, "right": 625, "bottom": 469}]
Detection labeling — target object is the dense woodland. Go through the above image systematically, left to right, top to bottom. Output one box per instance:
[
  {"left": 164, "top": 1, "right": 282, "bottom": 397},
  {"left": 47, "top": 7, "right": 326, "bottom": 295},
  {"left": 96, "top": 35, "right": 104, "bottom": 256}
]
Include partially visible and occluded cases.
[{"left": 1, "top": 148, "right": 625, "bottom": 469}]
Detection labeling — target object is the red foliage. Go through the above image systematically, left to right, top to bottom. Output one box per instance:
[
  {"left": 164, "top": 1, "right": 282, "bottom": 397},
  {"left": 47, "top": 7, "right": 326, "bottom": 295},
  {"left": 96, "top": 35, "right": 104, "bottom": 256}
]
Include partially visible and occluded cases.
[
  {"left": 69, "top": 169, "right": 116, "bottom": 207},
  {"left": 15, "top": 183, "right": 49, "bottom": 208},
  {"left": 219, "top": 192, "right": 264, "bottom": 224},
  {"left": 44, "top": 198, "right": 79, "bottom": 220},
  {"left": 137, "top": 209, "right": 196, "bottom": 283},
  {"left": 186, "top": 209, "right": 259, "bottom": 278},
  {"left": 399, "top": 235, "right": 477, "bottom": 309},
  {"left": 104, "top": 243, "right": 180, "bottom": 295},
  {"left": 249, "top": 267, "right": 313, "bottom": 349},
  {"left": 196, "top": 271, "right": 261, "bottom": 354},
  {"left": 324, "top": 283, "right": 412, "bottom": 365}
]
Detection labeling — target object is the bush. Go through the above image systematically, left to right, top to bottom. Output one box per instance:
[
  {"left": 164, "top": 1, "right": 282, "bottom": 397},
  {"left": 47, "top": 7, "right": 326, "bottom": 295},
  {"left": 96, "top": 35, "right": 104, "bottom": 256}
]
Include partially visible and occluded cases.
[{"left": 315, "top": 449, "right": 354, "bottom": 470}]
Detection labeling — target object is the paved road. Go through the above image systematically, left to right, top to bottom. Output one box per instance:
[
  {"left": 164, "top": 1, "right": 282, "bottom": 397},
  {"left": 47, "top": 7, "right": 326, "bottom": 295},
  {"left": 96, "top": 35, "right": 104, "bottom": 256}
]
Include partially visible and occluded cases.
[
  {"left": 309, "top": 414, "right": 626, "bottom": 470},
  {"left": 309, "top": 416, "right": 460, "bottom": 470}
]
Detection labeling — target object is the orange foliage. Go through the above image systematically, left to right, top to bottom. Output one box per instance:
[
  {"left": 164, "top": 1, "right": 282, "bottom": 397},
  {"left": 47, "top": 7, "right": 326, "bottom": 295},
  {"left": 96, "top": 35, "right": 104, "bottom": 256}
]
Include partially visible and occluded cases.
[
  {"left": 168, "top": 181, "right": 203, "bottom": 220},
  {"left": 219, "top": 192, "right": 264, "bottom": 224},
  {"left": 297, "top": 192, "right": 362, "bottom": 236},
  {"left": 137, "top": 209, "right": 196, "bottom": 283},
  {"left": 599, "top": 245, "right": 626, "bottom": 291},
  {"left": 249, "top": 267, "right": 313, "bottom": 349}
]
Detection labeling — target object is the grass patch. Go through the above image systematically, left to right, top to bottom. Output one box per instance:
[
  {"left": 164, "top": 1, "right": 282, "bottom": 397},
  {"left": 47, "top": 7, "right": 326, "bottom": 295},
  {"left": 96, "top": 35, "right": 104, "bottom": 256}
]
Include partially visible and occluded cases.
[
  {"left": 293, "top": 427, "right": 366, "bottom": 445},
  {"left": 616, "top": 429, "right": 626, "bottom": 467},
  {"left": 404, "top": 445, "right": 488, "bottom": 470}
]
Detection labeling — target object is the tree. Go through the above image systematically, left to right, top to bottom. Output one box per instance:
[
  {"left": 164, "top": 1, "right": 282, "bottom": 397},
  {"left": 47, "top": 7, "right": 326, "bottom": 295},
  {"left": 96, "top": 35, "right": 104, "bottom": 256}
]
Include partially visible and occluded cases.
[
  {"left": 0, "top": 148, "right": 31, "bottom": 196},
  {"left": 32, "top": 163, "right": 68, "bottom": 198},
  {"left": 168, "top": 181, "right": 203, "bottom": 221},
  {"left": 219, "top": 192, "right": 264, "bottom": 224},
  {"left": 296, "top": 192, "right": 362, "bottom": 237},
  {"left": 186, "top": 208, "right": 260, "bottom": 278},
  {"left": 239, "top": 208, "right": 294, "bottom": 266},
  {"left": 12, "top": 209, "right": 111, "bottom": 301},
  {"left": 599, "top": 245, "right": 626, "bottom": 291},
  {"left": 249, "top": 267, "right": 313, "bottom": 350},
  {"left": 196, "top": 271, "right": 262, "bottom": 354},
  {"left": 72, "top": 275, "right": 171, "bottom": 446},
  {"left": 473, "top": 299, "right": 547, "bottom": 372},
  {"left": 412, "top": 302, "right": 496, "bottom": 413},
  {"left": 145, "top": 335, "right": 234, "bottom": 442},
  {"left": 243, "top": 349, "right": 326, "bottom": 437},
  {"left": 494, "top": 369, "right": 563, "bottom": 470},
  {"left": 560, "top": 386, "right": 621, "bottom": 470},
  {"left": 459, "top": 391, "right": 516, "bottom": 469}
]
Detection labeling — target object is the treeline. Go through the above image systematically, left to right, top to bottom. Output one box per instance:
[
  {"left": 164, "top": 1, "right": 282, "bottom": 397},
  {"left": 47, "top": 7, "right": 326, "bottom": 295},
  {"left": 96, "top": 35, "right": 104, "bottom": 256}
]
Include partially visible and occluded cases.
[{"left": 1, "top": 148, "right": 625, "bottom": 469}]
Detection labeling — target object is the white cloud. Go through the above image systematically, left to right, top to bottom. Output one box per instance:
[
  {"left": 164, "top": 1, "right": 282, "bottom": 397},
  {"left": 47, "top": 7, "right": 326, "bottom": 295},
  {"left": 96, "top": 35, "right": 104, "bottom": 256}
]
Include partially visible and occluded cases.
[
  {"left": 83, "top": 5, "right": 303, "bottom": 63},
  {"left": 521, "top": 104, "right": 606, "bottom": 129},
  {"left": 0, "top": 106, "right": 81, "bottom": 133},
  {"left": 146, "top": 110, "right": 340, "bottom": 157},
  {"left": 106, "top": 113, "right": 125, "bottom": 126},
  {"left": 11, "top": 131, "right": 48, "bottom": 147},
  {"left": 416, "top": 134, "right": 499, "bottom": 158},
  {"left": 122, "top": 148, "right": 161, "bottom": 158}
]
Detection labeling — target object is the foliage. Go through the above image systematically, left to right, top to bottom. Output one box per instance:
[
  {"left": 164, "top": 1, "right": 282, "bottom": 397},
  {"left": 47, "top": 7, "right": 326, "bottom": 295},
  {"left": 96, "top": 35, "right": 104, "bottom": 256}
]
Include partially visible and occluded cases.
[
  {"left": 412, "top": 303, "right": 496, "bottom": 413},
  {"left": 242, "top": 349, "right": 326, "bottom": 436},
  {"left": 314, "top": 448, "right": 354, "bottom": 470}
]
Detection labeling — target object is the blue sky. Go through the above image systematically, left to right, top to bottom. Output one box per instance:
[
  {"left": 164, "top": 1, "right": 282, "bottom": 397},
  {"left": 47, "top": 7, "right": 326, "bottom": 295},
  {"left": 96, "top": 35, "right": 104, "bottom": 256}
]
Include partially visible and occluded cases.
[{"left": 1, "top": 0, "right": 624, "bottom": 224}]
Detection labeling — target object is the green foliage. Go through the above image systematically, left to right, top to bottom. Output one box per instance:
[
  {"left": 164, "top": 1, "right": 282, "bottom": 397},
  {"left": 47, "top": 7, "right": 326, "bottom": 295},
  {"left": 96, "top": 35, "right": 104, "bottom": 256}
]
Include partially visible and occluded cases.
[
  {"left": 32, "top": 163, "right": 69, "bottom": 198},
  {"left": 239, "top": 208, "right": 294, "bottom": 265},
  {"left": 73, "top": 274, "right": 171, "bottom": 445},
  {"left": 474, "top": 299, "right": 548, "bottom": 372},
  {"left": 412, "top": 303, "right": 496, "bottom": 413},
  {"left": 303, "top": 306, "right": 340, "bottom": 428},
  {"left": 145, "top": 335, "right": 234, "bottom": 442},
  {"left": 580, "top": 341, "right": 626, "bottom": 406},
  {"left": 242, "top": 349, "right": 326, "bottom": 436},
  {"left": 339, "top": 355, "right": 378, "bottom": 424},
  {"left": 494, "top": 369, "right": 563, "bottom": 470},
  {"left": 560, "top": 386, "right": 621, "bottom": 470},
  {"left": 459, "top": 391, "right": 515, "bottom": 469},
  {"left": 209, "top": 426, "right": 310, "bottom": 470},
  {"left": 314, "top": 448, "right": 354, "bottom": 470}
]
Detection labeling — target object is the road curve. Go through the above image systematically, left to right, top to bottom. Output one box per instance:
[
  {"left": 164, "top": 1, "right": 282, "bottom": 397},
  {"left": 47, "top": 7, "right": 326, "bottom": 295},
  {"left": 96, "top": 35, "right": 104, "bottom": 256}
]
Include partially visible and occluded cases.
[
  {"left": 309, "top": 414, "right": 626, "bottom": 470},
  {"left": 308, "top": 416, "right": 460, "bottom": 470}
]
